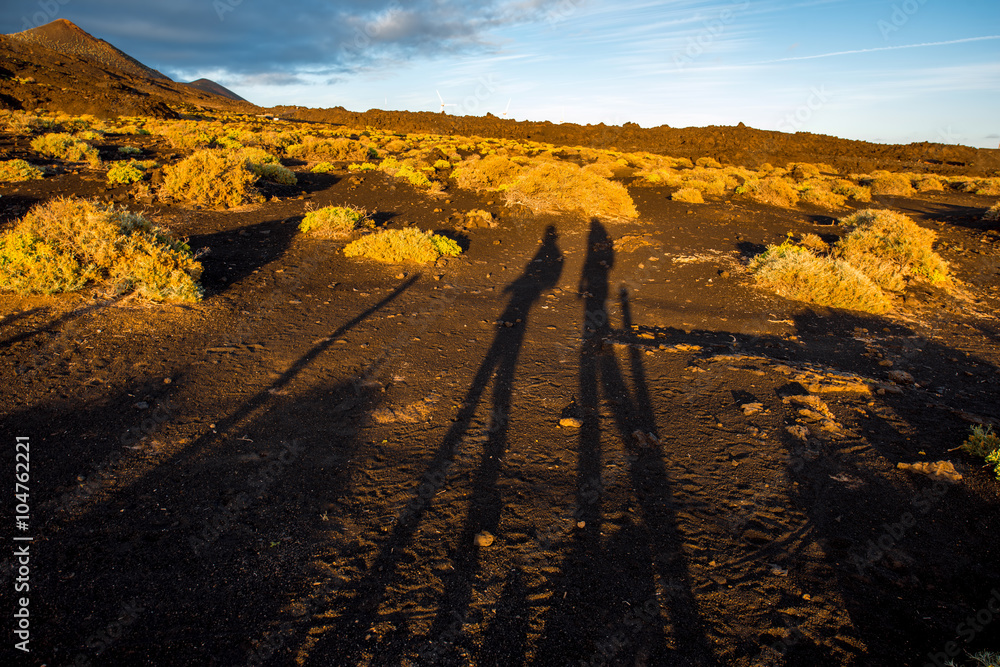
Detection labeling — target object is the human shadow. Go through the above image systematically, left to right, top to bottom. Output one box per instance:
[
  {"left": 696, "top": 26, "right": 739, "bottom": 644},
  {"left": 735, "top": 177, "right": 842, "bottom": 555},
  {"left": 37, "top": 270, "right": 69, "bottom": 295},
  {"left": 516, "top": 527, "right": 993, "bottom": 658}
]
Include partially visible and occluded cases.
[
  {"left": 186, "top": 217, "right": 300, "bottom": 296},
  {"left": 535, "top": 220, "right": 716, "bottom": 665},
  {"left": 302, "top": 225, "right": 563, "bottom": 666},
  {"left": 6, "top": 278, "right": 419, "bottom": 665}
]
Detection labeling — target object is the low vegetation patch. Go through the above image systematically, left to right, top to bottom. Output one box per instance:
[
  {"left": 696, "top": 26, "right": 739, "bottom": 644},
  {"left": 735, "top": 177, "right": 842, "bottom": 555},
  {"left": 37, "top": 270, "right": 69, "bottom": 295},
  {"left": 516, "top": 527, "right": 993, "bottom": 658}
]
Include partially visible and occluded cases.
[
  {"left": 30, "top": 132, "right": 101, "bottom": 166},
  {"left": 160, "top": 149, "right": 262, "bottom": 208},
  {"left": 0, "top": 159, "right": 44, "bottom": 182},
  {"left": 106, "top": 160, "right": 146, "bottom": 186},
  {"left": 504, "top": 160, "right": 638, "bottom": 221},
  {"left": 311, "top": 161, "right": 335, "bottom": 173},
  {"left": 868, "top": 171, "right": 915, "bottom": 197},
  {"left": 738, "top": 177, "right": 799, "bottom": 208},
  {"left": 671, "top": 187, "right": 704, "bottom": 204},
  {"left": 0, "top": 197, "right": 202, "bottom": 301},
  {"left": 985, "top": 202, "right": 1000, "bottom": 221},
  {"left": 299, "top": 206, "right": 372, "bottom": 238},
  {"left": 835, "top": 209, "right": 949, "bottom": 290},
  {"left": 344, "top": 228, "right": 462, "bottom": 264},
  {"left": 750, "top": 242, "right": 892, "bottom": 314},
  {"left": 960, "top": 425, "right": 1000, "bottom": 481}
]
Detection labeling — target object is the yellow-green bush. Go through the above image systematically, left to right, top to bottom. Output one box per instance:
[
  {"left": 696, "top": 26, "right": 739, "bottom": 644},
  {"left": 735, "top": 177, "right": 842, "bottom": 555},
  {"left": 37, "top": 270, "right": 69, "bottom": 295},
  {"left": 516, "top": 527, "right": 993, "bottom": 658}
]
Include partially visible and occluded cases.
[
  {"left": 30, "top": 132, "right": 101, "bottom": 166},
  {"left": 287, "top": 136, "right": 375, "bottom": 161},
  {"left": 160, "top": 150, "right": 261, "bottom": 208},
  {"left": 377, "top": 157, "right": 436, "bottom": 189},
  {"left": 695, "top": 157, "right": 722, "bottom": 169},
  {"left": 0, "top": 159, "right": 44, "bottom": 182},
  {"left": 106, "top": 160, "right": 145, "bottom": 186},
  {"left": 504, "top": 160, "right": 638, "bottom": 221},
  {"left": 311, "top": 161, "right": 335, "bottom": 173},
  {"left": 915, "top": 176, "right": 944, "bottom": 192},
  {"left": 832, "top": 179, "right": 872, "bottom": 203},
  {"left": 798, "top": 181, "right": 847, "bottom": 209},
  {"left": 672, "top": 187, "right": 704, "bottom": 204},
  {"left": 0, "top": 197, "right": 202, "bottom": 301},
  {"left": 299, "top": 206, "right": 371, "bottom": 238},
  {"left": 835, "top": 209, "right": 949, "bottom": 290},
  {"left": 344, "top": 227, "right": 461, "bottom": 264},
  {"left": 750, "top": 242, "right": 891, "bottom": 314}
]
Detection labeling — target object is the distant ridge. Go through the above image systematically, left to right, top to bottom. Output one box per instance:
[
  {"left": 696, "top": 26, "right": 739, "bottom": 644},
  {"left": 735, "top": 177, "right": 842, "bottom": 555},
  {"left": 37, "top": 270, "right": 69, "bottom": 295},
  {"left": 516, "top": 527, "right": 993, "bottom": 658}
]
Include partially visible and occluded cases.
[
  {"left": 8, "top": 18, "right": 170, "bottom": 82},
  {"left": 185, "top": 78, "right": 246, "bottom": 102}
]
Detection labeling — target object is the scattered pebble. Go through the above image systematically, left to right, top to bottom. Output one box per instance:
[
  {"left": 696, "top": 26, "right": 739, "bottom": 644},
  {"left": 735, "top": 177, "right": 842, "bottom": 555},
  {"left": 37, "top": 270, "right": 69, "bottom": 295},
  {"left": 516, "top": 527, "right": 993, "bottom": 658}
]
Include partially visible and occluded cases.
[
  {"left": 887, "top": 370, "right": 915, "bottom": 385},
  {"left": 741, "top": 402, "right": 764, "bottom": 416},
  {"left": 559, "top": 417, "right": 583, "bottom": 429}
]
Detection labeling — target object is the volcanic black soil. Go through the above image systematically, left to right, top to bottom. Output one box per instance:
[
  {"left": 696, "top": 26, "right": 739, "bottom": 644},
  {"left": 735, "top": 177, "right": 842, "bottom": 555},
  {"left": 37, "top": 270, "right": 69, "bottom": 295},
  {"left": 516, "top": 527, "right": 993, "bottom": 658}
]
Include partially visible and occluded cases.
[{"left": 2, "top": 126, "right": 1000, "bottom": 667}]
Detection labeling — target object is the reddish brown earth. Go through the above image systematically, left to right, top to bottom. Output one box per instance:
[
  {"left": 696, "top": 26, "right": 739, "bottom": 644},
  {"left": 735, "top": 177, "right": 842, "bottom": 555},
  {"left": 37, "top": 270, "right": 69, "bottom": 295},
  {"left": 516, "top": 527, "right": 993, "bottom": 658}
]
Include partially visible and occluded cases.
[{"left": 2, "top": 122, "right": 1000, "bottom": 667}]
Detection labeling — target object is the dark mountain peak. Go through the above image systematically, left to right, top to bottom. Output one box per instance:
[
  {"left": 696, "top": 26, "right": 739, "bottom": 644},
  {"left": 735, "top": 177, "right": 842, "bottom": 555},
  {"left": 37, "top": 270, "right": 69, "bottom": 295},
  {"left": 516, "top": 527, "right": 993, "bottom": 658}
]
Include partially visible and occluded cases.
[
  {"left": 8, "top": 18, "right": 171, "bottom": 82},
  {"left": 185, "top": 78, "right": 247, "bottom": 102}
]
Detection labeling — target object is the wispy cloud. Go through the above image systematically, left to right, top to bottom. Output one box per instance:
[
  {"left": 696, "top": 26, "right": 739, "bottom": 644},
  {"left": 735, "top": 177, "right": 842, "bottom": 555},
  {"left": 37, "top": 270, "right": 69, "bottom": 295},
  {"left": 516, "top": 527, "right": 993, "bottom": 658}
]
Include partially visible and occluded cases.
[{"left": 752, "top": 35, "right": 1000, "bottom": 64}]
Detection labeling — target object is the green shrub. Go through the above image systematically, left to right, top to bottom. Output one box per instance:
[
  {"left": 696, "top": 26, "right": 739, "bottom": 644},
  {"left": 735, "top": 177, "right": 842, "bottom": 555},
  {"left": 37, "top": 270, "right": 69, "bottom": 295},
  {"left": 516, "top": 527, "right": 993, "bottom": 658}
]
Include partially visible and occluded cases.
[
  {"left": 30, "top": 132, "right": 101, "bottom": 166},
  {"left": 118, "top": 146, "right": 142, "bottom": 156},
  {"left": 160, "top": 150, "right": 261, "bottom": 208},
  {"left": 0, "top": 159, "right": 44, "bottom": 182},
  {"left": 106, "top": 160, "right": 145, "bottom": 186},
  {"left": 311, "top": 161, "right": 335, "bottom": 173},
  {"left": 251, "top": 162, "right": 297, "bottom": 185},
  {"left": 348, "top": 162, "right": 377, "bottom": 172},
  {"left": 0, "top": 197, "right": 202, "bottom": 301},
  {"left": 299, "top": 206, "right": 371, "bottom": 238},
  {"left": 835, "top": 209, "right": 949, "bottom": 290},
  {"left": 344, "top": 227, "right": 461, "bottom": 263},
  {"left": 749, "top": 242, "right": 891, "bottom": 314},
  {"left": 961, "top": 425, "right": 1000, "bottom": 480}
]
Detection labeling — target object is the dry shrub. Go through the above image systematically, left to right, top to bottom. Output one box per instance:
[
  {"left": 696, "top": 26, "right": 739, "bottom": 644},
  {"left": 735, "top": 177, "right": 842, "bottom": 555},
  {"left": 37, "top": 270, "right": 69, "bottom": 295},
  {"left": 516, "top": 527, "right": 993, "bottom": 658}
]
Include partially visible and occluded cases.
[
  {"left": 30, "top": 132, "right": 101, "bottom": 166},
  {"left": 287, "top": 136, "right": 375, "bottom": 161},
  {"left": 161, "top": 150, "right": 261, "bottom": 208},
  {"left": 452, "top": 154, "right": 523, "bottom": 191},
  {"left": 377, "top": 157, "right": 436, "bottom": 189},
  {"left": 695, "top": 157, "right": 722, "bottom": 169},
  {"left": 0, "top": 159, "right": 44, "bottom": 182},
  {"left": 504, "top": 160, "right": 638, "bottom": 221},
  {"left": 251, "top": 162, "right": 297, "bottom": 185},
  {"left": 583, "top": 162, "right": 616, "bottom": 179},
  {"left": 789, "top": 163, "right": 822, "bottom": 180},
  {"left": 869, "top": 171, "right": 915, "bottom": 196},
  {"left": 916, "top": 176, "right": 945, "bottom": 192},
  {"left": 740, "top": 177, "right": 799, "bottom": 208},
  {"left": 968, "top": 178, "right": 1000, "bottom": 196},
  {"left": 832, "top": 179, "right": 872, "bottom": 202},
  {"left": 798, "top": 182, "right": 847, "bottom": 209},
  {"left": 672, "top": 187, "right": 704, "bottom": 204},
  {"left": 0, "top": 197, "right": 202, "bottom": 301},
  {"left": 984, "top": 203, "right": 1000, "bottom": 221},
  {"left": 299, "top": 206, "right": 371, "bottom": 238},
  {"left": 835, "top": 209, "right": 949, "bottom": 290},
  {"left": 344, "top": 228, "right": 461, "bottom": 264},
  {"left": 799, "top": 233, "right": 829, "bottom": 253},
  {"left": 750, "top": 243, "right": 891, "bottom": 314}
]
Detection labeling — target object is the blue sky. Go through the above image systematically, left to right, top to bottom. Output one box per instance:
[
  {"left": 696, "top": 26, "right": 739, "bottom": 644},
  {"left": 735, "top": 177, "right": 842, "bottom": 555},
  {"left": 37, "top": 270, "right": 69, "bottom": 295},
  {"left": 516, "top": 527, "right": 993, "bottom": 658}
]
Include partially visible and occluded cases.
[{"left": 4, "top": 0, "right": 998, "bottom": 147}]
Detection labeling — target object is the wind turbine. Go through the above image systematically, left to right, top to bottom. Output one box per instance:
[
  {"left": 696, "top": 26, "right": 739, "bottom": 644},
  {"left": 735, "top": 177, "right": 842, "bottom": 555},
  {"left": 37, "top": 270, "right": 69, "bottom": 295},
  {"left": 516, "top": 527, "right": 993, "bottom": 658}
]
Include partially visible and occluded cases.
[
  {"left": 437, "top": 90, "right": 457, "bottom": 114},
  {"left": 502, "top": 98, "right": 511, "bottom": 119}
]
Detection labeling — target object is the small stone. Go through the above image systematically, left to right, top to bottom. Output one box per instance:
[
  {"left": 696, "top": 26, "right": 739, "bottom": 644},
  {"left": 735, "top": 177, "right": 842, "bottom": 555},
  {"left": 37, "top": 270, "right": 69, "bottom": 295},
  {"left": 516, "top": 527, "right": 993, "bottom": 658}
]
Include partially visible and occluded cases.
[
  {"left": 719, "top": 270, "right": 731, "bottom": 279},
  {"left": 396, "top": 272, "right": 407, "bottom": 280},
  {"left": 878, "top": 359, "right": 894, "bottom": 367},
  {"left": 887, "top": 370, "right": 914, "bottom": 384},
  {"left": 163, "top": 378, "right": 172, "bottom": 384},
  {"left": 135, "top": 401, "right": 149, "bottom": 410},
  {"left": 741, "top": 402, "right": 764, "bottom": 416},
  {"left": 559, "top": 417, "right": 583, "bottom": 429},
  {"left": 576, "top": 521, "right": 586, "bottom": 529},
  {"left": 474, "top": 531, "right": 494, "bottom": 547}
]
